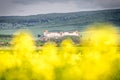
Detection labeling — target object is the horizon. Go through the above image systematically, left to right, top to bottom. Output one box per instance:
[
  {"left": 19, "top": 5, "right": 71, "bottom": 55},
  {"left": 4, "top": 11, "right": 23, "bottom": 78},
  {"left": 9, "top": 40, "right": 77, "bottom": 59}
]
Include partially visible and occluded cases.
[
  {"left": 0, "top": 0, "right": 120, "bottom": 16},
  {"left": 0, "top": 8, "right": 120, "bottom": 17}
]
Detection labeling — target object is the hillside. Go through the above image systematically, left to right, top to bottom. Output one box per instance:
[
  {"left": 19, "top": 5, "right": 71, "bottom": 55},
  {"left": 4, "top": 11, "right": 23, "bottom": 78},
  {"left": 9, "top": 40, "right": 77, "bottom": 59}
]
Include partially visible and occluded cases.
[{"left": 0, "top": 9, "right": 120, "bottom": 30}]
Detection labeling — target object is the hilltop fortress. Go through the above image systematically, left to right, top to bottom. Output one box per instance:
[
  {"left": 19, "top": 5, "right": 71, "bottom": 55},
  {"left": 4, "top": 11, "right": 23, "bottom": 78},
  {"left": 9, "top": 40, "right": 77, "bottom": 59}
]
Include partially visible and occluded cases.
[
  {"left": 37, "top": 30, "right": 93, "bottom": 41},
  {"left": 43, "top": 30, "right": 79, "bottom": 38}
]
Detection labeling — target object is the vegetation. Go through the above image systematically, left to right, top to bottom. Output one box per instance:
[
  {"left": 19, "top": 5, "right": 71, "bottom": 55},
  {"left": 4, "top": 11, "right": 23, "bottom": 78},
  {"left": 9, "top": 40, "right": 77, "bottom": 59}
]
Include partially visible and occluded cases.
[
  {"left": 0, "top": 9, "right": 120, "bottom": 34},
  {"left": 0, "top": 23, "right": 120, "bottom": 80}
]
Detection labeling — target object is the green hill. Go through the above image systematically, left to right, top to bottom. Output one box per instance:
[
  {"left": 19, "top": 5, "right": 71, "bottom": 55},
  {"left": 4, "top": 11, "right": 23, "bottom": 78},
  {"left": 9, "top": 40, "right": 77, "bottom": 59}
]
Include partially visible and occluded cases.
[{"left": 0, "top": 8, "right": 120, "bottom": 36}]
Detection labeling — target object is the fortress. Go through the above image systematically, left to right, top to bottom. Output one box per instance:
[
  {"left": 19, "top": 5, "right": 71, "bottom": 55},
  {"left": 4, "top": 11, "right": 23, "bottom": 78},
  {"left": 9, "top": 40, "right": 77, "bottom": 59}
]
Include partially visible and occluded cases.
[
  {"left": 39, "top": 30, "right": 90, "bottom": 41},
  {"left": 43, "top": 30, "right": 79, "bottom": 38}
]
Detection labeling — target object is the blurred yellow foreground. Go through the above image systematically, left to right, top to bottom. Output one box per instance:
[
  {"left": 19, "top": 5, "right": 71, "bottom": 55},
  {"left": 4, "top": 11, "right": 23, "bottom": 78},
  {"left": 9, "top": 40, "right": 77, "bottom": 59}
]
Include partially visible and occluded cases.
[{"left": 0, "top": 23, "right": 120, "bottom": 80}]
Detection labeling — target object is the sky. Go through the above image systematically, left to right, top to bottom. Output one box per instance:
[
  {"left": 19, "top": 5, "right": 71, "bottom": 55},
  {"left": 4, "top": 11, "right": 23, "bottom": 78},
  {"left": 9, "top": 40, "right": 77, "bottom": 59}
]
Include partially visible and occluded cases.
[{"left": 0, "top": 0, "right": 120, "bottom": 16}]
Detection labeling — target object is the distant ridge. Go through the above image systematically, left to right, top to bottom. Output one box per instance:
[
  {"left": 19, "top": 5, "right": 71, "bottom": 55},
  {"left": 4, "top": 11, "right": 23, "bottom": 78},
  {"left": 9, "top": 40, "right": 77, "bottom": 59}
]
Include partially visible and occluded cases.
[
  {"left": 0, "top": 8, "right": 120, "bottom": 30},
  {"left": 0, "top": 8, "right": 120, "bottom": 17}
]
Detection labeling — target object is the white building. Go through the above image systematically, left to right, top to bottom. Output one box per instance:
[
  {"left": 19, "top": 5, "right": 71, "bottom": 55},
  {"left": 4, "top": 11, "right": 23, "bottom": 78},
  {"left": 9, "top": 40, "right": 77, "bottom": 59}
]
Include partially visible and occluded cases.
[{"left": 43, "top": 30, "right": 79, "bottom": 38}]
